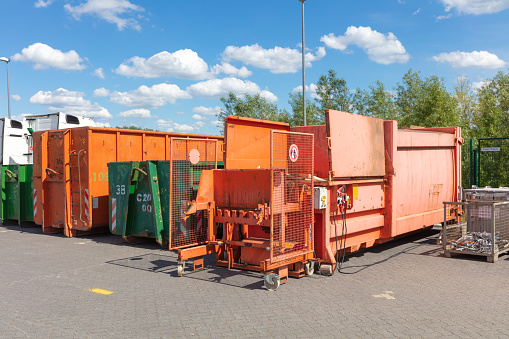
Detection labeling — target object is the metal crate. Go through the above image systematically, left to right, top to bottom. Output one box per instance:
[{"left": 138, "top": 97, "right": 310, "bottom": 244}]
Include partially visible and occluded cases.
[
  {"left": 464, "top": 187, "right": 509, "bottom": 201},
  {"left": 443, "top": 201, "right": 509, "bottom": 262}
]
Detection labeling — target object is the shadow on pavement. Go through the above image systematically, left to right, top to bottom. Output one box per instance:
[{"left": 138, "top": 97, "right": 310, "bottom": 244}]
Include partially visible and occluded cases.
[
  {"left": 334, "top": 228, "right": 445, "bottom": 275},
  {"left": 106, "top": 252, "right": 265, "bottom": 290}
]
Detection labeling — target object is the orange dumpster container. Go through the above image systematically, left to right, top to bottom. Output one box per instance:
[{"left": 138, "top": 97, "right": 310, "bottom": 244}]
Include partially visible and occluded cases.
[
  {"left": 292, "top": 110, "right": 462, "bottom": 267},
  {"left": 32, "top": 127, "right": 224, "bottom": 237}
]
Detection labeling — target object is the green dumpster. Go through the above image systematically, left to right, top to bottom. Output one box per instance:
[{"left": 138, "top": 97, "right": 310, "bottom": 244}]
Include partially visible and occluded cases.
[
  {"left": 108, "top": 160, "right": 222, "bottom": 246},
  {"left": 1, "top": 164, "right": 34, "bottom": 224}
]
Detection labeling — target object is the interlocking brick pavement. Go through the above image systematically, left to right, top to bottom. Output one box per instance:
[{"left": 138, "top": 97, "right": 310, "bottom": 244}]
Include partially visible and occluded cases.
[{"left": 1, "top": 224, "right": 508, "bottom": 338}]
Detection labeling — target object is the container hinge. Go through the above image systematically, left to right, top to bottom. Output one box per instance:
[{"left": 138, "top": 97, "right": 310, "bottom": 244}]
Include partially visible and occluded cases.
[{"left": 327, "top": 137, "right": 332, "bottom": 149}]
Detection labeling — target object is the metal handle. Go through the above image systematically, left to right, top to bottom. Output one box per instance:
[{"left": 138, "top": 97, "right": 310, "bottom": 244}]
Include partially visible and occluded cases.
[
  {"left": 77, "top": 150, "right": 86, "bottom": 223},
  {"left": 133, "top": 167, "right": 147, "bottom": 177},
  {"left": 45, "top": 168, "right": 60, "bottom": 177},
  {"left": 4, "top": 169, "right": 16, "bottom": 179}
]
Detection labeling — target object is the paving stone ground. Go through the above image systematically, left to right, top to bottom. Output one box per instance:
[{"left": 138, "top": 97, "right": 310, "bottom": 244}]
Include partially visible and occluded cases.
[{"left": 0, "top": 223, "right": 508, "bottom": 338}]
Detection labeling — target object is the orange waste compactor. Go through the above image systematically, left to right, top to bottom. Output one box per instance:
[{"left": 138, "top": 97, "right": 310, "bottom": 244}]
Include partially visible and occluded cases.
[
  {"left": 292, "top": 110, "right": 463, "bottom": 268},
  {"left": 169, "top": 113, "right": 462, "bottom": 288},
  {"left": 174, "top": 117, "right": 318, "bottom": 289},
  {"left": 32, "top": 127, "right": 224, "bottom": 237}
]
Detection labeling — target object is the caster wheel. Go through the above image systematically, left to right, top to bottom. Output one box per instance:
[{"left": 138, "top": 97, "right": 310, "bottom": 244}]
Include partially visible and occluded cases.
[
  {"left": 177, "top": 261, "right": 185, "bottom": 277},
  {"left": 304, "top": 262, "right": 315, "bottom": 276},
  {"left": 319, "top": 264, "right": 333, "bottom": 275},
  {"left": 263, "top": 273, "right": 280, "bottom": 291}
]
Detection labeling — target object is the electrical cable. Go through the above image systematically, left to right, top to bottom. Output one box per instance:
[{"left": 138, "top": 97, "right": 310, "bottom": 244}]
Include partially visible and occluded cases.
[{"left": 338, "top": 204, "right": 347, "bottom": 272}]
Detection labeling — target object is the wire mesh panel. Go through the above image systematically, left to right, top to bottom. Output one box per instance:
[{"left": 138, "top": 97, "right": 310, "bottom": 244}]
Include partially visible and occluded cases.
[
  {"left": 270, "top": 131, "right": 314, "bottom": 263},
  {"left": 169, "top": 138, "right": 218, "bottom": 250},
  {"left": 443, "top": 201, "right": 509, "bottom": 258}
]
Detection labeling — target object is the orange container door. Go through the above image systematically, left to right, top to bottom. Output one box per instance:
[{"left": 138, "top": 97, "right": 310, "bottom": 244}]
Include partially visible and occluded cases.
[
  {"left": 224, "top": 116, "right": 289, "bottom": 169},
  {"left": 43, "top": 131, "right": 68, "bottom": 233}
]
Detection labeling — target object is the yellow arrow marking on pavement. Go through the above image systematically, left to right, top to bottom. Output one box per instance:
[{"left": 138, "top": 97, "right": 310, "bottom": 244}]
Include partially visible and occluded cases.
[{"left": 89, "top": 288, "right": 113, "bottom": 295}]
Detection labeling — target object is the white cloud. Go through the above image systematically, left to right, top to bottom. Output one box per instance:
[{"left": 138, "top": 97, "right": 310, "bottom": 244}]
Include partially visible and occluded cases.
[
  {"left": 34, "top": 0, "right": 54, "bottom": 8},
  {"left": 64, "top": 0, "right": 145, "bottom": 31},
  {"left": 441, "top": 0, "right": 509, "bottom": 15},
  {"left": 413, "top": 8, "right": 421, "bottom": 15},
  {"left": 436, "top": 13, "right": 453, "bottom": 20},
  {"left": 321, "top": 26, "right": 410, "bottom": 65},
  {"left": 11, "top": 43, "right": 86, "bottom": 70},
  {"left": 222, "top": 44, "right": 326, "bottom": 74},
  {"left": 114, "top": 50, "right": 210, "bottom": 80},
  {"left": 433, "top": 51, "right": 506, "bottom": 68},
  {"left": 211, "top": 62, "right": 252, "bottom": 78},
  {"left": 93, "top": 68, "right": 105, "bottom": 79},
  {"left": 187, "top": 77, "right": 278, "bottom": 102},
  {"left": 472, "top": 80, "right": 491, "bottom": 90},
  {"left": 110, "top": 83, "right": 191, "bottom": 108},
  {"left": 292, "top": 83, "right": 319, "bottom": 99},
  {"left": 93, "top": 87, "right": 110, "bottom": 97},
  {"left": 30, "top": 88, "right": 112, "bottom": 119},
  {"left": 259, "top": 90, "right": 278, "bottom": 102},
  {"left": 11, "top": 94, "right": 21, "bottom": 101},
  {"left": 192, "top": 106, "right": 221, "bottom": 116},
  {"left": 118, "top": 108, "right": 152, "bottom": 118},
  {"left": 11, "top": 113, "right": 31, "bottom": 121},
  {"left": 192, "top": 114, "right": 205, "bottom": 120},
  {"left": 156, "top": 119, "right": 197, "bottom": 132},
  {"left": 195, "top": 121, "right": 205, "bottom": 128},
  {"left": 95, "top": 122, "right": 111, "bottom": 127}
]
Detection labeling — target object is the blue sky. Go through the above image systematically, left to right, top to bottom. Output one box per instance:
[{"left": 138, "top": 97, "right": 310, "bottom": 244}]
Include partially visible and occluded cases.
[{"left": 0, "top": 0, "right": 508, "bottom": 135}]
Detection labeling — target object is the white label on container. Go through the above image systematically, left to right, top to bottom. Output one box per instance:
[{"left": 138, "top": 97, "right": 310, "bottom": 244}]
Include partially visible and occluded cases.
[
  {"left": 481, "top": 147, "right": 500, "bottom": 152},
  {"left": 93, "top": 197, "right": 99, "bottom": 209}
]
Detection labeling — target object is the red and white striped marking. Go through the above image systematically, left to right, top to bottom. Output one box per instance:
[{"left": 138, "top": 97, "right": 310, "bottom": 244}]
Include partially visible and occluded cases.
[
  {"left": 33, "top": 189, "right": 37, "bottom": 218},
  {"left": 83, "top": 189, "right": 89, "bottom": 221},
  {"left": 111, "top": 198, "right": 117, "bottom": 232},
  {"left": 180, "top": 200, "right": 187, "bottom": 238},
  {"left": 196, "top": 210, "right": 203, "bottom": 233}
]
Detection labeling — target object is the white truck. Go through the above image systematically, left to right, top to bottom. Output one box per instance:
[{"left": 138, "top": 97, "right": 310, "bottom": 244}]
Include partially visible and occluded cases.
[{"left": 0, "top": 112, "right": 95, "bottom": 165}]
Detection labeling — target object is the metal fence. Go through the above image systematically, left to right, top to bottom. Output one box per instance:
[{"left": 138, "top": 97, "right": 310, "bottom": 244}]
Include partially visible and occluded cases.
[
  {"left": 270, "top": 130, "right": 314, "bottom": 263},
  {"left": 169, "top": 138, "right": 218, "bottom": 250},
  {"left": 471, "top": 138, "right": 509, "bottom": 188},
  {"left": 443, "top": 201, "right": 509, "bottom": 261}
]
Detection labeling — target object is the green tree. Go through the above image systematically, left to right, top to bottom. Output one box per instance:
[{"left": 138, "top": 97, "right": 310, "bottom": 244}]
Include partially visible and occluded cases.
[
  {"left": 315, "top": 69, "right": 352, "bottom": 112},
  {"left": 395, "top": 69, "right": 459, "bottom": 127},
  {"left": 473, "top": 70, "right": 509, "bottom": 138},
  {"left": 454, "top": 76, "right": 476, "bottom": 138},
  {"left": 353, "top": 81, "right": 399, "bottom": 120},
  {"left": 218, "top": 92, "right": 289, "bottom": 133},
  {"left": 288, "top": 92, "right": 324, "bottom": 126},
  {"left": 115, "top": 125, "right": 157, "bottom": 131}
]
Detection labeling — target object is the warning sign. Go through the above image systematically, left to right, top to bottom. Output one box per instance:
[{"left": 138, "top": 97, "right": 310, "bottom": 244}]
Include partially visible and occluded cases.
[{"left": 289, "top": 144, "right": 299, "bottom": 162}]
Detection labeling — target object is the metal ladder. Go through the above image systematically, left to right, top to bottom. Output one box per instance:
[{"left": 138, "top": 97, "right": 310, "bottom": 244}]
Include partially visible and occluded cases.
[{"left": 69, "top": 150, "right": 83, "bottom": 223}]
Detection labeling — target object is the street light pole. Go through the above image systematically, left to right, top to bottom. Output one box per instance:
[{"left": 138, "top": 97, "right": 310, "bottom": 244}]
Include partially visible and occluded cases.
[
  {"left": 299, "top": 0, "right": 306, "bottom": 126},
  {"left": 0, "top": 57, "right": 11, "bottom": 119}
]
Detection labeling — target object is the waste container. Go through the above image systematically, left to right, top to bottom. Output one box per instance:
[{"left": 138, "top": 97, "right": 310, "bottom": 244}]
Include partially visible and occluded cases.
[
  {"left": 0, "top": 114, "right": 95, "bottom": 225},
  {"left": 33, "top": 127, "right": 224, "bottom": 236},
  {"left": 108, "top": 138, "right": 222, "bottom": 246},
  {"left": 1, "top": 164, "right": 33, "bottom": 224}
]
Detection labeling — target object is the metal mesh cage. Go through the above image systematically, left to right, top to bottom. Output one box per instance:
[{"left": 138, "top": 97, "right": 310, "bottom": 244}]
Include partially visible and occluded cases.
[
  {"left": 270, "top": 131, "right": 314, "bottom": 263},
  {"left": 169, "top": 138, "right": 218, "bottom": 250},
  {"left": 443, "top": 201, "right": 509, "bottom": 258}
]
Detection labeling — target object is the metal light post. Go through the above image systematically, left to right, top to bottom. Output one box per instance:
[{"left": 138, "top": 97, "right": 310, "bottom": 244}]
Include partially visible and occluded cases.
[
  {"left": 299, "top": 0, "right": 306, "bottom": 126},
  {"left": 0, "top": 57, "right": 11, "bottom": 119}
]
